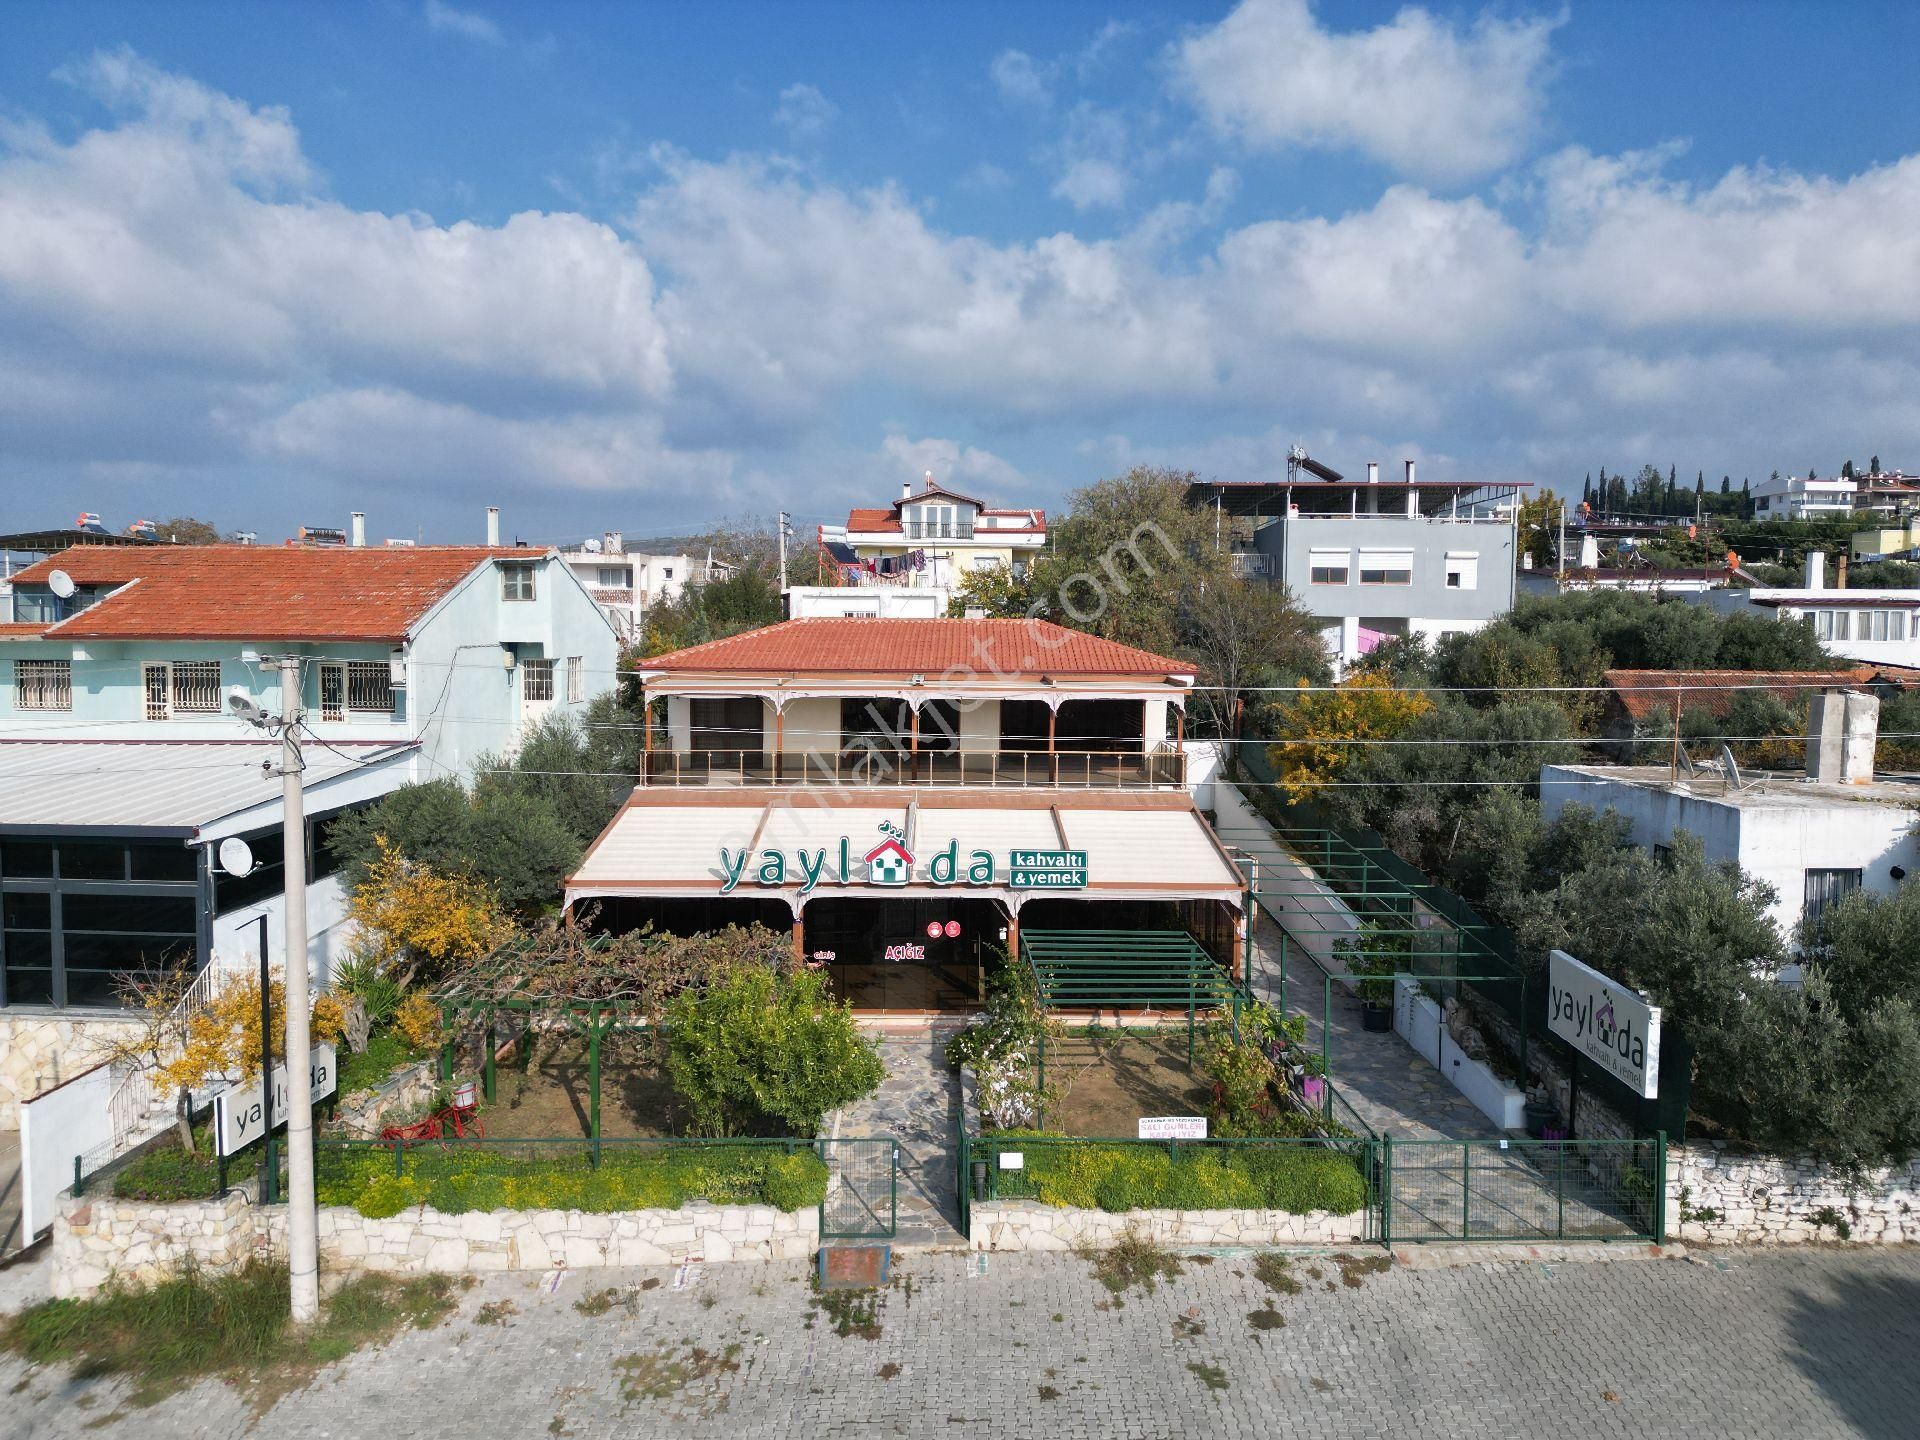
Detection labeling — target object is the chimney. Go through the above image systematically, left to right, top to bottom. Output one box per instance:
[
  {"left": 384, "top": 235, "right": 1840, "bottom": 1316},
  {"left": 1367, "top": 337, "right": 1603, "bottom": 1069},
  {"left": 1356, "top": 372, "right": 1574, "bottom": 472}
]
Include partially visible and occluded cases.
[
  {"left": 1404, "top": 460, "right": 1416, "bottom": 485},
  {"left": 1366, "top": 461, "right": 1379, "bottom": 485},
  {"left": 486, "top": 507, "right": 501, "bottom": 546},
  {"left": 350, "top": 512, "right": 366, "bottom": 547},
  {"left": 604, "top": 530, "right": 622, "bottom": 555},
  {"left": 1804, "top": 551, "right": 1825, "bottom": 591},
  {"left": 1835, "top": 551, "right": 1849, "bottom": 590},
  {"left": 1806, "top": 689, "right": 1879, "bottom": 785}
]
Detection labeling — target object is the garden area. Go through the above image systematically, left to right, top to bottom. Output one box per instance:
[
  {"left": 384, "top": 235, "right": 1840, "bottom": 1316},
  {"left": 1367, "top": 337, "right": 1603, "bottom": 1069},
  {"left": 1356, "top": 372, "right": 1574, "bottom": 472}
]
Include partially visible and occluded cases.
[{"left": 947, "top": 967, "right": 1370, "bottom": 1217}]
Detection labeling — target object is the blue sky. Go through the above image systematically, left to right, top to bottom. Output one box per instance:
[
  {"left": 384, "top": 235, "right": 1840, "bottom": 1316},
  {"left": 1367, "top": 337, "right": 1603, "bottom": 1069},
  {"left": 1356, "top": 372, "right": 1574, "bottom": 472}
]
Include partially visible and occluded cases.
[{"left": 3, "top": 1, "right": 1918, "bottom": 544}]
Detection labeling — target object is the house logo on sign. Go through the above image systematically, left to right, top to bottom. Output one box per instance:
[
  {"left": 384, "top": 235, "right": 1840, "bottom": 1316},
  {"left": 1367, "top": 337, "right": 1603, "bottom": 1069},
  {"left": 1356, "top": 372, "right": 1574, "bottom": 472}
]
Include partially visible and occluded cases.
[{"left": 864, "top": 822, "right": 913, "bottom": 886}]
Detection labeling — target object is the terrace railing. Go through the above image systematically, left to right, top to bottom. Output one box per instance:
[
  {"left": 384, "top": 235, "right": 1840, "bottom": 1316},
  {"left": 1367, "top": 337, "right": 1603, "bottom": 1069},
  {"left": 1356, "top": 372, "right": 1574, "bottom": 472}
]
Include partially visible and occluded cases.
[{"left": 642, "top": 745, "right": 1187, "bottom": 789}]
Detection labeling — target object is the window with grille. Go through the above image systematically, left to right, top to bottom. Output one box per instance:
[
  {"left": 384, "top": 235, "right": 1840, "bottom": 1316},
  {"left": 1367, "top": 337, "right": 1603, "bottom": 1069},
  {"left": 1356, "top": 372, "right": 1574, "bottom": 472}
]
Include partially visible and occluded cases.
[
  {"left": 501, "top": 562, "right": 536, "bottom": 601},
  {"left": 566, "top": 656, "right": 583, "bottom": 703},
  {"left": 15, "top": 659, "right": 72, "bottom": 711},
  {"left": 522, "top": 659, "right": 555, "bottom": 702},
  {"left": 170, "top": 661, "right": 221, "bottom": 713},
  {"left": 346, "top": 661, "right": 393, "bottom": 713},
  {"left": 143, "top": 664, "right": 168, "bottom": 720},
  {"left": 320, "top": 664, "right": 345, "bottom": 722},
  {"left": 1803, "top": 867, "right": 1861, "bottom": 922}
]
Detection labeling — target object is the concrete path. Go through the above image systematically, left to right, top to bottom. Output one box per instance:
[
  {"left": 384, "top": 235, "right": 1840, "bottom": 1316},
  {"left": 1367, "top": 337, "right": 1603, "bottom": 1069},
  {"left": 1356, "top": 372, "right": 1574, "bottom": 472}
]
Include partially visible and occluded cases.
[
  {"left": 831, "top": 1030, "right": 967, "bottom": 1250},
  {"left": 0, "top": 1131, "right": 22, "bottom": 1259},
  {"left": 6, "top": 1246, "right": 1917, "bottom": 1439}
]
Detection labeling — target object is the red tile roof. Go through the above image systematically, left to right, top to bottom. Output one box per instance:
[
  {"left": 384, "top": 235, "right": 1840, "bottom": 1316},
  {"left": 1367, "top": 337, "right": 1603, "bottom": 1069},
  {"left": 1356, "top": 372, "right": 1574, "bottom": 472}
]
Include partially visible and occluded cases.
[
  {"left": 846, "top": 508, "right": 902, "bottom": 533},
  {"left": 9, "top": 544, "right": 528, "bottom": 642},
  {"left": 643, "top": 618, "right": 1191, "bottom": 678},
  {"left": 1602, "top": 667, "right": 1905, "bottom": 723}
]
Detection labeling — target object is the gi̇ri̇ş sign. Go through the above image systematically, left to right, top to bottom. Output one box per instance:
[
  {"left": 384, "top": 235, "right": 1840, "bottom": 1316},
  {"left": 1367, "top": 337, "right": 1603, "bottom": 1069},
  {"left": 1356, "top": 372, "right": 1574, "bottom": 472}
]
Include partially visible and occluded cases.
[
  {"left": 719, "top": 822, "right": 1088, "bottom": 894},
  {"left": 1547, "top": 950, "right": 1661, "bottom": 1099}
]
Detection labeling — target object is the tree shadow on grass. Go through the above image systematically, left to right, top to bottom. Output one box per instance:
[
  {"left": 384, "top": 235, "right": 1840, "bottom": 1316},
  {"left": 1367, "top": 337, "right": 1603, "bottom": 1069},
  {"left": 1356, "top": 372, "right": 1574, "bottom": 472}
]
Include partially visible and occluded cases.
[{"left": 1785, "top": 1264, "right": 1920, "bottom": 1440}]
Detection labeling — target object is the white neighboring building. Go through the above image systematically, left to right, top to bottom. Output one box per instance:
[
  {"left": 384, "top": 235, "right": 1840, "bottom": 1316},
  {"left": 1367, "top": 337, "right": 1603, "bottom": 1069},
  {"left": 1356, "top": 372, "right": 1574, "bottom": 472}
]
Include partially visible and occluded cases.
[
  {"left": 1752, "top": 473, "right": 1857, "bottom": 521},
  {"left": 559, "top": 532, "right": 733, "bottom": 642},
  {"left": 1713, "top": 554, "right": 1920, "bottom": 668},
  {"left": 786, "top": 586, "right": 947, "bottom": 619},
  {"left": 1539, "top": 694, "right": 1919, "bottom": 942}
]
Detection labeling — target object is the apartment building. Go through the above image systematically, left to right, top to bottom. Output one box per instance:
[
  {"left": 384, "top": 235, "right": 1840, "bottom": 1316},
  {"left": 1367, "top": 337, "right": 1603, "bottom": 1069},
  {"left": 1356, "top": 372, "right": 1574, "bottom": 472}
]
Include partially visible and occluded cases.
[
  {"left": 1189, "top": 459, "right": 1521, "bottom": 671},
  {"left": 816, "top": 474, "right": 1048, "bottom": 607},
  {"left": 558, "top": 530, "right": 733, "bottom": 642}
]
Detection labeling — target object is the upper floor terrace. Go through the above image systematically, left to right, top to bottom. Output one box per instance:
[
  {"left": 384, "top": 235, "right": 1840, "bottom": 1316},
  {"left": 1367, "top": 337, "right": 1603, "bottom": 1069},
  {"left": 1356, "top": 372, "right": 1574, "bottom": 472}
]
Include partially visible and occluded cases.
[{"left": 634, "top": 617, "right": 1193, "bottom": 790}]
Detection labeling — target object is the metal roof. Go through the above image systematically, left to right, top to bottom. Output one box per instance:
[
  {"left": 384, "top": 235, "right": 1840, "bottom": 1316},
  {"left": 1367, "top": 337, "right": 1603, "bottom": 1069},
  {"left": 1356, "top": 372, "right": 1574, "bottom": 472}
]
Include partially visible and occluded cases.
[{"left": 0, "top": 740, "right": 417, "bottom": 838}]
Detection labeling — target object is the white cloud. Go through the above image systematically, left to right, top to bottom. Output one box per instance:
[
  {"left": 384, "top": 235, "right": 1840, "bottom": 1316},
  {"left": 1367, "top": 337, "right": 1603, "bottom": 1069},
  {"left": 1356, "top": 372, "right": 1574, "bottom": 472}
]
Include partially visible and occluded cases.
[
  {"left": 424, "top": 0, "right": 503, "bottom": 46},
  {"left": 1174, "top": 0, "right": 1559, "bottom": 184},
  {"left": 989, "top": 50, "right": 1051, "bottom": 107},
  {"left": 774, "top": 83, "right": 837, "bottom": 142},
  {"left": 1046, "top": 103, "right": 1133, "bottom": 211},
  {"left": 878, "top": 433, "right": 1027, "bottom": 495}
]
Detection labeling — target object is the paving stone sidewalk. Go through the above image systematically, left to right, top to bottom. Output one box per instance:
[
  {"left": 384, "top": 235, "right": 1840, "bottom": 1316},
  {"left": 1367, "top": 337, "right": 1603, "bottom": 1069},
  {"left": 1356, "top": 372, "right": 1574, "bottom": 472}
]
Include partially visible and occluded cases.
[
  {"left": 1249, "top": 921, "right": 1501, "bottom": 1141},
  {"left": 831, "top": 1030, "right": 967, "bottom": 1249},
  {"left": 6, "top": 1246, "right": 1917, "bottom": 1439}
]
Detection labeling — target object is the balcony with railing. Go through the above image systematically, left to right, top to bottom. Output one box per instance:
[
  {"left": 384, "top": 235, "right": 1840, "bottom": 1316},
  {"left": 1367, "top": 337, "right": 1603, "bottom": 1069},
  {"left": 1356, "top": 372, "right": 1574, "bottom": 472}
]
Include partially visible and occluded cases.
[
  {"left": 899, "top": 518, "right": 976, "bottom": 540},
  {"left": 642, "top": 744, "right": 1187, "bottom": 789}
]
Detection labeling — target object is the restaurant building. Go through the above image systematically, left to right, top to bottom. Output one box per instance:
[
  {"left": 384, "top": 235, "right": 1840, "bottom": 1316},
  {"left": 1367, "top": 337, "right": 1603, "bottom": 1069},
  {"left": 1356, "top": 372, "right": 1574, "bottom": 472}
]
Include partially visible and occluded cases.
[{"left": 564, "top": 618, "right": 1250, "bottom": 1013}]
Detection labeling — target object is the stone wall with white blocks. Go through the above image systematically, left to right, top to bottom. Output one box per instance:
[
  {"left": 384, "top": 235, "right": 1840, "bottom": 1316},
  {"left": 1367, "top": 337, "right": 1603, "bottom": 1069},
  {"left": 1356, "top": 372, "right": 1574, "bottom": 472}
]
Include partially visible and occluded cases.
[
  {"left": 0, "top": 1012, "right": 145, "bottom": 1132},
  {"left": 1668, "top": 1144, "right": 1920, "bottom": 1245},
  {"left": 53, "top": 1192, "right": 818, "bottom": 1299},
  {"left": 968, "top": 1200, "right": 1366, "bottom": 1251}
]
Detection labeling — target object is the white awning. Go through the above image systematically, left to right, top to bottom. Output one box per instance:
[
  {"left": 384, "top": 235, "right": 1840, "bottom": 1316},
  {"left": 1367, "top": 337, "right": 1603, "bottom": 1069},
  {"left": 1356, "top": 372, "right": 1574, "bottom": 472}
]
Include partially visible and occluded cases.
[
  {"left": 0, "top": 740, "right": 417, "bottom": 840},
  {"left": 566, "top": 790, "right": 1245, "bottom": 912}
]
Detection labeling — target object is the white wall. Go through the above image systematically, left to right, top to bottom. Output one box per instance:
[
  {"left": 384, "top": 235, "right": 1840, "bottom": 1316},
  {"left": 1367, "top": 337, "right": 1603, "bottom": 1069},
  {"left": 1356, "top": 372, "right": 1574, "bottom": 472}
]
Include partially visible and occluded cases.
[
  {"left": 409, "top": 553, "right": 617, "bottom": 781},
  {"left": 958, "top": 696, "right": 1000, "bottom": 754},
  {"left": 780, "top": 697, "right": 840, "bottom": 760},
  {"left": 1540, "top": 766, "right": 1920, "bottom": 939},
  {"left": 211, "top": 872, "right": 354, "bottom": 991},
  {"left": 20, "top": 1065, "right": 113, "bottom": 1241}
]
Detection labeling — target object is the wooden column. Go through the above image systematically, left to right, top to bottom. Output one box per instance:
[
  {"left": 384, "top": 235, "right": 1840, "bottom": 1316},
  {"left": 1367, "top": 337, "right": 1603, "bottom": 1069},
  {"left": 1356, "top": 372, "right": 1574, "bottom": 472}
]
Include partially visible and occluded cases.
[
  {"left": 640, "top": 689, "right": 652, "bottom": 783},
  {"left": 773, "top": 702, "right": 784, "bottom": 783},
  {"left": 909, "top": 702, "right": 921, "bottom": 783},
  {"left": 1047, "top": 704, "right": 1059, "bottom": 785},
  {"left": 1174, "top": 705, "right": 1184, "bottom": 746},
  {"left": 1005, "top": 909, "right": 1019, "bottom": 959},
  {"left": 792, "top": 911, "right": 805, "bottom": 966},
  {"left": 1230, "top": 921, "right": 1245, "bottom": 985}
]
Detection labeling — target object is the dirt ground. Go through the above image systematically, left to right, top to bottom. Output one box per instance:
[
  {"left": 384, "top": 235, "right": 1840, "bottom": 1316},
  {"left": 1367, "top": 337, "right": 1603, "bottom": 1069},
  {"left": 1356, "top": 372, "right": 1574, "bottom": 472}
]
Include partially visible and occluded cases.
[
  {"left": 1043, "top": 1029, "right": 1211, "bottom": 1137},
  {"left": 480, "top": 1038, "right": 682, "bottom": 1139}
]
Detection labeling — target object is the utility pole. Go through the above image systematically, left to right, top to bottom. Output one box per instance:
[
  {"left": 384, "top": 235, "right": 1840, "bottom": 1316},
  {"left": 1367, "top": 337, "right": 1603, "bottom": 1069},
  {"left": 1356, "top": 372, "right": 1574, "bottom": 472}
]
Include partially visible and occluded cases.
[
  {"left": 1557, "top": 502, "right": 1567, "bottom": 584},
  {"left": 777, "top": 512, "right": 792, "bottom": 598},
  {"left": 276, "top": 657, "right": 319, "bottom": 1324}
]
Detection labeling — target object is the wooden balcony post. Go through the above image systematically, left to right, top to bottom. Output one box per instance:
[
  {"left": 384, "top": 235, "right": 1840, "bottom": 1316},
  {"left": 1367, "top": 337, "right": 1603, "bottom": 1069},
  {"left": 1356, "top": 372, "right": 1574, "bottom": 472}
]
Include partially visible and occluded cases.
[
  {"left": 641, "top": 688, "right": 652, "bottom": 783},
  {"left": 773, "top": 701, "right": 784, "bottom": 783},
  {"left": 910, "top": 701, "right": 920, "bottom": 783},
  {"left": 1047, "top": 704, "right": 1059, "bottom": 786},
  {"left": 792, "top": 910, "right": 805, "bottom": 966}
]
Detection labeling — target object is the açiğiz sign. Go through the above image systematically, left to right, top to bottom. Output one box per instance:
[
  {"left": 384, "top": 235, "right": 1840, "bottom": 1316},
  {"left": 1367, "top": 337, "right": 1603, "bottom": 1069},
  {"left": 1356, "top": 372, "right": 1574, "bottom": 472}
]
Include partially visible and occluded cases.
[
  {"left": 720, "top": 822, "right": 1086, "bottom": 895},
  {"left": 1547, "top": 949, "right": 1662, "bottom": 1099}
]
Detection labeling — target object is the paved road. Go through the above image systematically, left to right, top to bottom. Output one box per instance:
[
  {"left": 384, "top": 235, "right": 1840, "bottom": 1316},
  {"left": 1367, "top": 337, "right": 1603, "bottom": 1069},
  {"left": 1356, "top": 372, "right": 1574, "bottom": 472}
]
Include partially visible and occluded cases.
[{"left": 5, "top": 1246, "right": 1916, "bottom": 1439}]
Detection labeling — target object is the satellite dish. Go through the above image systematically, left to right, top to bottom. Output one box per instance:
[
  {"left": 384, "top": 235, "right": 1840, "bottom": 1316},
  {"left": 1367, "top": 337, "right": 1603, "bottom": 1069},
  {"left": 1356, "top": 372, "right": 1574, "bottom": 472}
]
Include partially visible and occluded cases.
[
  {"left": 48, "top": 569, "right": 75, "bottom": 599},
  {"left": 218, "top": 837, "right": 256, "bottom": 878}
]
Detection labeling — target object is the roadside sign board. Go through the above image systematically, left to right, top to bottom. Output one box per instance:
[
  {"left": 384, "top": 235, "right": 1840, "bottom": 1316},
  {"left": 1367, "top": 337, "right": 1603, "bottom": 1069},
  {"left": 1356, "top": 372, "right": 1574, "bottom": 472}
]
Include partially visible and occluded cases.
[
  {"left": 1008, "top": 848, "right": 1088, "bottom": 889},
  {"left": 1547, "top": 950, "right": 1661, "bottom": 1099},
  {"left": 212, "top": 1044, "right": 338, "bottom": 1156},
  {"left": 1138, "top": 1116, "right": 1208, "bottom": 1140}
]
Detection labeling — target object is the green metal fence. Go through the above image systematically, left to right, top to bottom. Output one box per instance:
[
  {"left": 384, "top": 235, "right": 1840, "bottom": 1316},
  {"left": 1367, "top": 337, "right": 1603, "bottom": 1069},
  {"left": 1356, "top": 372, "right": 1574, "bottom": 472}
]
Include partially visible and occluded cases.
[
  {"left": 1019, "top": 928, "right": 1250, "bottom": 1070},
  {"left": 956, "top": 1130, "right": 1379, "bottom": 1243},
  {"left": 1381, "top": 1135, "right": 1664, "bottom": 1245},
  {"left": 817, "top": 1138, "right": 898, "bottom": 1240}
]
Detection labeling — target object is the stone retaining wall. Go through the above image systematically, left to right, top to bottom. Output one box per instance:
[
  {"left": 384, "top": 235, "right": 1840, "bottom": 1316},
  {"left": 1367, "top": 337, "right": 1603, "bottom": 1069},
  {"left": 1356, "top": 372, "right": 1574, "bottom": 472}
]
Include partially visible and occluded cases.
[
  {"left": 328, "top": 1056, "right": 441, "bottom": 1138},
  {"left": 1668, "top": 1144, "right": 1920, "bottom": 1245},
  {"left": 53, "top": 1192, "right": 818, "bottom": 1299},
  {"left": 968, "top": 1199, "right": 1366, "bottom": 1251}
]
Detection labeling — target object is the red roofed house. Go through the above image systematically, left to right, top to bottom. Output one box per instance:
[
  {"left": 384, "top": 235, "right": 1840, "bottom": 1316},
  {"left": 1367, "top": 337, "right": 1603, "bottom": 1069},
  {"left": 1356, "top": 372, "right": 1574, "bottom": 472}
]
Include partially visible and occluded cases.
[
  {"left": 803, "top": 473, "right": 1047, "bottom": 616},
  {"left": 0, "top": 532, "right": 616, "bottom": 1168},
  {"left": 566, "top": 615, "right": 1251, "bottom": 1015}
]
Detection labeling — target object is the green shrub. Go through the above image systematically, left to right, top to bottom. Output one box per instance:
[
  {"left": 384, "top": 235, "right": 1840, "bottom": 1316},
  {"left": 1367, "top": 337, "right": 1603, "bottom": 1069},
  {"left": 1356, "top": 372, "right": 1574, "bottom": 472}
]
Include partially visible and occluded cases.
[
  {"left": 665, "top": 967, "right": 883, "bottom": 1137},
  {"left": 337, "top": 1028, "right": 425, "bottom": 1098},
  {"left": 989, "top": 1135, "right": 1365, "bottom": 1215},
  {"left": 317, "top": 1143, "right": 828, "bottom": 1217},
  {"left": 113, "top": 1144, "right": 218, "bottom": 1203}
]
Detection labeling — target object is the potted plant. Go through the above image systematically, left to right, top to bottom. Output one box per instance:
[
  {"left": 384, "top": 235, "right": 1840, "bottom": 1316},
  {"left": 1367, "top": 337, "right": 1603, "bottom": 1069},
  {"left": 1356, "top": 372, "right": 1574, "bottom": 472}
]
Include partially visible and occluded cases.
[{"left": 1356, "top": 959, "right": 1396, "bottom": 1032}]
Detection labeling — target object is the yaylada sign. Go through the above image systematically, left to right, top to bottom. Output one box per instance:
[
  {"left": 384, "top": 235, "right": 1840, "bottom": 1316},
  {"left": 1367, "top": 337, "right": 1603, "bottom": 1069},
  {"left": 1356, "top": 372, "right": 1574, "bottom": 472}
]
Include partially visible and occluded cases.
[{"left": 720, "top": 821, "right": 1086, "bottom": 895}]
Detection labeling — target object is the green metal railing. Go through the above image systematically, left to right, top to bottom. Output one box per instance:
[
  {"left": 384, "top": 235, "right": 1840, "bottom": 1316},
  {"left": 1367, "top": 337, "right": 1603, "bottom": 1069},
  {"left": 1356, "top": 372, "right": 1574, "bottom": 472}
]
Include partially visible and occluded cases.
[
  {"left": 1019, "top": 928, "right": 1249, "bottom": 1071},
  {"left": 1380, "top": 1134, "right": 1664, "bottom": 1245},
  {"left": 817, "top": 1138, "right": 898, "bottom": 1239}
]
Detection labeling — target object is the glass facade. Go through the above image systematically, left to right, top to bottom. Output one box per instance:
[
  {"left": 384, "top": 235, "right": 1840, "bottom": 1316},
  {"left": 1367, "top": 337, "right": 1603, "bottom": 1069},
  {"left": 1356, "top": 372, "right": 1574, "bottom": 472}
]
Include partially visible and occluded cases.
[{"left": 0, "top": 839, "right": 202, "bottom": 1009}]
